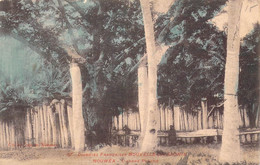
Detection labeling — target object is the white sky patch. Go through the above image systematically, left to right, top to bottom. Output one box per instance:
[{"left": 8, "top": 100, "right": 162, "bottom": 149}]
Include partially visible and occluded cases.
[
  {"left": 151, "top": 0, "right": 175, "bottom": 13},
  {"left": 212, "top": 0, "right": 259, "bottom": 38}
]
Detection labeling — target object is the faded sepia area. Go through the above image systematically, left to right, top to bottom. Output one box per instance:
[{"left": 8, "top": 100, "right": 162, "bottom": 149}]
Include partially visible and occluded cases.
[{"left": 0, "top": 0, "right": 259, "bottom": 164}]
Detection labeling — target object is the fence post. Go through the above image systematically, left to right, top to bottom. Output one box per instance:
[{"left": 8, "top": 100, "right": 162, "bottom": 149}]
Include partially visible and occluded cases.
[
  {"left": 201, "top": 98, "right": 208, "bottom": 129},
  {"left": 174, "top": 105, "right": 180, "bottom": 131},
  {"left": 198, "top": 108, "right": 202, "bottom": 130}
]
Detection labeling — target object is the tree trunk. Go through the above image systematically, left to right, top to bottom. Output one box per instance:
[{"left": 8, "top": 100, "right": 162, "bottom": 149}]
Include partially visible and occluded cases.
[
  {"left": 140, "top": 0, "right": 160, "bottom": 152},
  {"left": 219, "top": 0, "right": 243, "bottom": 163},
  {"left": 258, "top": 0, "right": 260, "bottom": 129},
  {"left": 70, "top": 62, "right": 85, "bottom": 152},
  {"left": 137, "top": 65, "right": 148, "bottom": 143}
]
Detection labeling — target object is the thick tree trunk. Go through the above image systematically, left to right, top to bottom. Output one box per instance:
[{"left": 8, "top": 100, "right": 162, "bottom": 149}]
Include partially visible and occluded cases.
[
  {"left": 140, "top": 0, "right": 160, "bottom": 152},
  {"left": 219, "top": 0, "right": 243, "bottom": 163},
  {"left": 258, "top": 0, "right": 260, "bottom": 129},
  {"left": 70, "top": 62, "right": 85, "bottom": 152},
  {"left": 138, "top": 65, "right": 148, "bottom": 143}
]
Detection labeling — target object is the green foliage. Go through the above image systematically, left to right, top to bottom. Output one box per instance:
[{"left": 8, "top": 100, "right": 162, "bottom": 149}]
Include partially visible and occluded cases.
[
  {"left": 0, "top": 0, "right": 258, "bottom": 122},
  {"left": 0, "top": 0, "right": 144, "bottom": 126},
  {"left": 157, "top": 0, "right": 227, "bottom": 109},
  {"left": 239, "top": 24, "right": 260, "bottom": 108},
  {"left": 0, "top": 56, "right": 70, "bottom": 116}
]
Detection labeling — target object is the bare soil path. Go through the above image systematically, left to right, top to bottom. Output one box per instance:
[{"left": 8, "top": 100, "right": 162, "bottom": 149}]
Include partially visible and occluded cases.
[{"left": 0, "top": 144, "right": 259, "bottom": 165}]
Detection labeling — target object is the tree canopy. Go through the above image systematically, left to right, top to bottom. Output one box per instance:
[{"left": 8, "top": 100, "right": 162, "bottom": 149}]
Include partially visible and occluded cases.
[{"left": 0, "top": 0, "right": 258, "bottom": 126}]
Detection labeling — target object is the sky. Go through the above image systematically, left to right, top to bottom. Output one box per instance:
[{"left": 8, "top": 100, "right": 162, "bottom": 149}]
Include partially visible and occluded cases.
[{"left": 212, "top": 0, "right": 259, "bottom": 38}]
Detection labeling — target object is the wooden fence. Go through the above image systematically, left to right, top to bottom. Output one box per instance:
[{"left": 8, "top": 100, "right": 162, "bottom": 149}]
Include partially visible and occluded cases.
[
  {"left": 0, "top": 99, "right": 74, "bottom": 150},
  {"left": 0, "top": 99, "right": 258, "bottom": 150},
  {"left": 112, "top": 100, "right": 260, "bottom": 146},
  {"left": 112, "top": 103, "right": 253, "bottom": 132}
]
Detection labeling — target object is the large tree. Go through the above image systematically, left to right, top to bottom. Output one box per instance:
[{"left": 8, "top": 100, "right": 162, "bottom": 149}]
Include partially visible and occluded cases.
[
  {"left": 0, "top": 0, "right": 145, "bottom": 148},
  {"left": 139, "top": 0, "right": 159, "bottom": 152},
  {"left": 219, "top": 0, "right": 243, "bottom": 163}
]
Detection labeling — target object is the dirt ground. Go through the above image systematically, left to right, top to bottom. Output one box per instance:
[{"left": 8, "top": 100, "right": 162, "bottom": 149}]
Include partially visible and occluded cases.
[{"left": 0, "top": 144, "right": 259, "bottom": 165}]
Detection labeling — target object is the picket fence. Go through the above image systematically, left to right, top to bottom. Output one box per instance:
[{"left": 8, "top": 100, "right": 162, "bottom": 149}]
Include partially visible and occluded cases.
[
  {"left": 0, "top": 99, "right": 74, "bottom": 150},
  {"left": 0, "top": 99, "right": 258, "bottom": 150},
  {"left": 111, "top": 101, "right": 260, "bottom": 146},
  {"left": 112, "top": 102, "right": 254, "bottom": 132}
]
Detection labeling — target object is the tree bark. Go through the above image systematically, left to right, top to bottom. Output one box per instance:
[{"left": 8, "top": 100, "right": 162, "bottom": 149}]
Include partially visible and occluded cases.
[
  {"left": 140, "top": 0, "right": 160, "bottom": 152},
  {"left": 219, "top": 0, "right": 243, "bottom": 163},
  {"left": 258, "top": 0, "right": 260, "bottom": 129},
  {"left": 70, "top": 62, "right": 85, "bottom": 152},
  {"left": 137, "top": 65, "right": 148, "bottom": 143}
]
